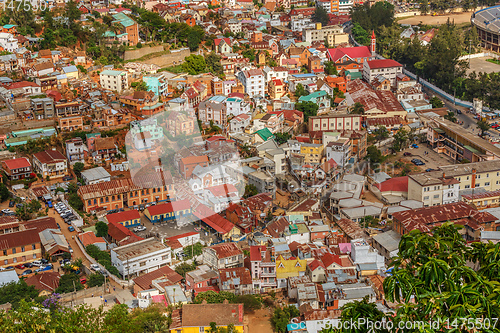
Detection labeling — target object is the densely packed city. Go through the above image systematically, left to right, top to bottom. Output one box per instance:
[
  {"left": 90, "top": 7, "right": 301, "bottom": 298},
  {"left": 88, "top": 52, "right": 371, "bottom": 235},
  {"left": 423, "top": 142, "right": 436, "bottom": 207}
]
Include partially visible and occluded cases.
[{"left": 0, "top": 0, "right": 499, "bottom": 331}]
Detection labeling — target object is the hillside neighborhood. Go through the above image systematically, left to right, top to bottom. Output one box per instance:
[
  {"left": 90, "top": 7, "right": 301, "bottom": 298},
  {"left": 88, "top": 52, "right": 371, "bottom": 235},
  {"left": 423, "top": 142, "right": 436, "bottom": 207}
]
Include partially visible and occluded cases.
[{"left": 0, "top": 0, "right": 499, "bottom": 332}]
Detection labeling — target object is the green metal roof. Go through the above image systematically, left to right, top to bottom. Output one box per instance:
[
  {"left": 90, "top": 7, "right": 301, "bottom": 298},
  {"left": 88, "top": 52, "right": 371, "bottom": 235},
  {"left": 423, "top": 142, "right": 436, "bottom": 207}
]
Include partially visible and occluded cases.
[
  {"left": 112, "top": 12, "right": 136, "bottom": 28},
  {"left": 101, "top": 70, "right": 126, "bottom": 76},
  {"left": 298, "top": 90, "right": 327, "bottom": 102},
  {"left": 254, "top": 128, "right": 274, "bottom": 141},
  {"left": 434, "top": 128, "right": 445, "bottom": 134},
  {"left": 464, "top": 145, "right": 483, "bottom": 155}
]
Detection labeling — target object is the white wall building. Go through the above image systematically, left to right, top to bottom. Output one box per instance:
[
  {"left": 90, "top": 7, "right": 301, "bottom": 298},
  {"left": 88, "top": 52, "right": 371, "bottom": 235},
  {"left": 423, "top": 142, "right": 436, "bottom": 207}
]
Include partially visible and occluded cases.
[
  {"left": 0, "top": 33, "right": 18, "bottom": 52},
  {"left": 362, "top": 59, "right": 403, "bottom": 88},
  {"left": 237, "top": 69, "right": 265, "bottom": 98},
  {"left": 100, "top": 70, "right": 129, "bottom": 93},
  {"left": 225, "top": 96, "right": 251, "bottom": 117},
  {"left": 110, "top": 238, "right": 171, "bottom": 278}
]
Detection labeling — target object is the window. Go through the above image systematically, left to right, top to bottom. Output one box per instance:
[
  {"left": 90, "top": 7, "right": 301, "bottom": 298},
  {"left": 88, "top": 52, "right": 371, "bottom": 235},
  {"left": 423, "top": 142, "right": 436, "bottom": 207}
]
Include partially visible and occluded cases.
[
  {"left": 477, "top": 175, "right": 481, "bottom": 179},
  {"left": 485, "top": 182, "right": 491, "bottom": 186},
  {"left": 476, "top": 183, "right": 480, "bottom": 187},
  {"left": 433, "top": 195, "right": 439, "bottom": 199},
  {"left": 424, "top": 196, "right": 429, "bottom": 200},
  {"left": 32, "top": 244, "right": 36, "bottom": 250},
  {"left": 21, "top": 247, "right": 24, "bottom": 252},
  {"left": 12, "top": 248, "right": 15, "bottom": 254},
  {"left": 2, "top": 250, "right": 5, "bottom": 256},
  {"left": 12, "top": 258, "right": 16, "bottom": 263},
  {"left": 3, "top": 260, "right": 6, "bottom": 265},
  {"left": 140, "top": 261, "right": 146, "bottom": 267},
  {"left": 199, "top": 328, "right": 205, "bottom": 333}
]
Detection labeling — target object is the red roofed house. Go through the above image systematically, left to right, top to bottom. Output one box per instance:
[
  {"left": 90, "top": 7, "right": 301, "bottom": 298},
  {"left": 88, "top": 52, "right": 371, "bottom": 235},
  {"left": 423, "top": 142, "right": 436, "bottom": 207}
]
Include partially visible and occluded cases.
[
  {"left": 214, "top": 38, "right": 232, "bottom": 54},
  {"left": 327, "top": 45, "right": 374, "bottom": 65},
  {"left": 363, "top": 59, "right": 403, "bottom": 88},
  {"left": 268, "top": 78, "right": 287, "bottom": 99},
  {"left": 32, "top": 149, "right": 68, "bottom": 180},
  {"left": 179, "top": 155, "right": 209, "bottom": 178},
  {"left": 2, "top": 157, "right": 32, "bottom": 180},
  {"left": 374, "top": 176, "right": 408, "bottom": 204},
  {"left": 143, "top": 199, "right": 192, "bottom": 225},
  {"left": 226, "top": 203, "right": 254, "bottom": 233},
  {"left": 194, "top": 204, "right": 241, "bottom": 241},
  {"left": 105, "top": 210, "right": 141, "bottom": 229},
  {"left": 107, "top": 221, "right": 144, "bottom": 246},
  {"left": 0, "top": 228, "right": 42, "bottom": 268},
  {"left": 78, "top": 231, "right": 107, "bottom": 251},
  {"left": 202, "top": 242, "right": 243, "bottom": 270},
  {"left": 248, "top": 245, "right": 276, "bottom": 291},
  {"left": 306, "top": 259, "right": 327, "bottom": 283},
  {"left": 185, "top": 264, "right": 220, "bottom": 293},
  {"left": 133, "top": 265, "right": 182, "bottom": 294},
  {"left": 219, "top": 267, "right": 253, "bottom": 295},
  {"left": 25, "top": 272, "right": 61, "bottom": 296}
]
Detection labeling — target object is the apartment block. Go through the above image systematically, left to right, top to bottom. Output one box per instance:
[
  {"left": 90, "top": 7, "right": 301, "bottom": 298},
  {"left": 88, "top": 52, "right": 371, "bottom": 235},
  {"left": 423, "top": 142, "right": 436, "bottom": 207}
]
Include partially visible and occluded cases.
[
  {"left": 302, "top": 23, "right": 348, "bottom": 46},
  {"left": 362, "top": 59, "right": 403, "bottom": 88},
  {"left": 100, "top": 70, "right": 129, "bottom": 93},
  {"left": 65, "top": 138, "right": 85, "bottom": 165}
]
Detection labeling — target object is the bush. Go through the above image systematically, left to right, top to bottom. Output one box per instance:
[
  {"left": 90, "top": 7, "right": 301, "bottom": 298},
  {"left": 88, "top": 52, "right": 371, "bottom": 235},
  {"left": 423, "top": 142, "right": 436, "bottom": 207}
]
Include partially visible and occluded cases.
[
  {"left": 136, "top": 42, "right": 142, "bottom": 48},
  {"left": 87, "top": 273, "right": 105, "bottom": 287},
  {"left": 235, "top": 295, "right": 262, "bottom": 312}
]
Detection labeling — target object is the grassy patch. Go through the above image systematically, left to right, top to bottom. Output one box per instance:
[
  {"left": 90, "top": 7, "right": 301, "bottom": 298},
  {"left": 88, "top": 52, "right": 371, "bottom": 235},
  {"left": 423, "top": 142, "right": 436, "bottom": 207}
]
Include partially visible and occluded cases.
[
  {"left": 486, "top": 58, "right": 500, "bottom": 65},
  {"left": 160, "top": 64, "right": 184, "bottom": 73}
]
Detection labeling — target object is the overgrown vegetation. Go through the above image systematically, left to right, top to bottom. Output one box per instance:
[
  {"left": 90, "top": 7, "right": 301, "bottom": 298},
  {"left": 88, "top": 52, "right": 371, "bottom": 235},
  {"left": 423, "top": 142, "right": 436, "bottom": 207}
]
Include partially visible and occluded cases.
[{"left": 85, "top": 245, "right": 121, "bottom": 278}]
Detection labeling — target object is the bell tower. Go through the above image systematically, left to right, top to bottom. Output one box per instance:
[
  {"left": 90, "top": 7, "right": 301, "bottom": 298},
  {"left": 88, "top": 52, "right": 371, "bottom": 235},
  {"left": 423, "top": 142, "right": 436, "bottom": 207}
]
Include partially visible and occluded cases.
[{"left": 371, "top": 30, "right": 376, "bottom": 56}]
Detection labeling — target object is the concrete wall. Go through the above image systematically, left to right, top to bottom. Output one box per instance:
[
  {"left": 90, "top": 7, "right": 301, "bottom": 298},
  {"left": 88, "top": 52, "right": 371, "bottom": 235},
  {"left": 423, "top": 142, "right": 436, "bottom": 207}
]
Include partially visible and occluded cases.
[
  {"left": 124, "top": 45, "right": 165, "bottom": 61},
  {"left": 141, "top": 48, "right": 191, "bottom": 68}
]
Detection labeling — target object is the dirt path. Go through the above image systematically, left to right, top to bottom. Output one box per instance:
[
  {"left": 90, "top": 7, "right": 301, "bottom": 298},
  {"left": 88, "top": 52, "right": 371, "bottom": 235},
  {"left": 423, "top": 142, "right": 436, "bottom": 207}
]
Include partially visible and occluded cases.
[
  {"left": 398, "top": 11, "right": 473, "bottom": 25},
  {"left": 245, "top": 308, "right": 274, "bottom": 333}
]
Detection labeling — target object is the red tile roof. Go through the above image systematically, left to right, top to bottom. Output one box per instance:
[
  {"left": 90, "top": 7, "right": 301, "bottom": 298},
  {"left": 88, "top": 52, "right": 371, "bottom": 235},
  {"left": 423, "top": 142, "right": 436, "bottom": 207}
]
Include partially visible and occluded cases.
[
  {"left": 327, "top": 46, "right": 372, "bottom": 63},
  {"left": 366, "top": 59, "right": 402, "bottom": 69},
  {"left": 7, "top": 81, "right": 40, "bottom": 89},
  {"left": 33, "top": 149, "right": 67, "bottom": 164},
  {"left": 181, "top": 155, "right": 209, "bottom": 165},
  {"left": 2, "top": 158, "right": 31, "bottom": 171},
  {"left": 375, "top": 176, "right": 408, "bottom": 193},
  {"left": 206, "top": 184, "right": 238, "bottom": 197},
  {"left": 145, "top": 200, "right": 191, "bottom": 216},
  {"left": 194, "top": 204, "right": 235, "bottom": 234},
  {"left": 105, "top": 210, "right": 140, "bottom": 224},
  {"left": 21, "top": 217, "right": 57, "bottom": 233},
  {"left": 107, "top": 221, "right": 143, "bottom": 245},
  {"left": 0, "top": 228, "right": 40, "bottom": 250},
  {"left": 78, "top": 231, "right": 106, "bottom": 247},
  {"left": 208, "top": 242, "right": 242, "bottom": 259},
  {"left": 249, "top": 245, "right": 266, "bottom": 261},
  {"left": 308, "top": 259, "right": 325, "bottom": 271},
  {"left": 133, "top": 266, "right": 182, "bottom": 291},
  {"left": 219, "top": 267, "right": 252, "bottom": 285},
  {"left": 25, "top": 272, "right": 60, "bottom": 292}
]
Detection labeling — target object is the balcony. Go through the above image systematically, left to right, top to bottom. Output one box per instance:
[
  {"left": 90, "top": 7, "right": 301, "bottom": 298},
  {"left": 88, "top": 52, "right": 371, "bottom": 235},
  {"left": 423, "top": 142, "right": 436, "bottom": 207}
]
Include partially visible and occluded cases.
[{"left": 261, "top": 271, "right": 275, "bottom": 278}]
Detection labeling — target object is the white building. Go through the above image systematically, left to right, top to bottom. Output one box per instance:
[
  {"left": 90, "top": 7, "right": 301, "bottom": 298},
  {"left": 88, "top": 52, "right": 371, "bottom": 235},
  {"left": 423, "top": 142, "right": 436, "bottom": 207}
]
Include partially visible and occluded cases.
[
  {"left": 339, "top": 0, "right": 354, "bottom": 13},
  {"left": 291, "top": 18, "right": 315, "bottom": 32},
  {"left": 227, "top": 19, "right": 241, "bottom": 33},
  {"left": 302, "top": 24, "right": 348, "bottom": 45},
  {"left": 0, "top": 33, "right": 18, "bottom": 52},
  {"left": 362, "top": 59, "right": 403, "bottom": 88},
  {"left": 263, "top": 66, "right": 289, "bottom": 82},
  {"left": 237, "top": 69, "right": 265, "bottom": 98},
  {"left": 100, "top": 70, "right": 129, "bottom": 93},
  {"left": 225, "top": 96, "right": 251, "bottom": 117},
  {"left": 229, "top": 114, "right": 251, "bottom": 134},
  {"left": 65, "top": 138, "right": 85, "bottom": 165},
  {"left": 32, "top": 149, "right": 68, "bottom": 179},
  {"left": 81, "top": 167, "right": 111, "bottom": 185},
  {"left": 110, "top": 238, "right": 171, "bottom": 278},
  {"left": 350, "top": 238, "right": 385, "bottom": 270}
]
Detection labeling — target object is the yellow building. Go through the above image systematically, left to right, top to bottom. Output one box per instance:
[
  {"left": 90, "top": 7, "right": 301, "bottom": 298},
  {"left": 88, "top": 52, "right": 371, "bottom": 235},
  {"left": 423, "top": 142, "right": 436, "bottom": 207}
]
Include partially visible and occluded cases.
[
  {"left": 268, "top": 79, "right": 287, "bottom": 100},
  {"left": 300, "top": 143, "right": 324, "bottom": 165},
  {"left": 276, "top": 254, "right": 307, "bottom": 279},
  {"left": 170, "top": 303, "right": 244, "bottom": 333}
]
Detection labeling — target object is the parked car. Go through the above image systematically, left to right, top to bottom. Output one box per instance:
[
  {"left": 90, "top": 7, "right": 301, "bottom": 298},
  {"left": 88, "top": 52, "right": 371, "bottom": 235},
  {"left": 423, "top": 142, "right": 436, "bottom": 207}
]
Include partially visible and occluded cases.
[
  {"left": 456, "top": 109, "right": 462, "bottom": 114},
  {"left": 411, "top": 144, "right": 419, "bottom": 148},
  {"left": 403, "top": 152, "right": 412, "bottom": 156},
  {"left": 411, "top": 159, "right": 425, "bottom": 166},
  {"left": 425, "top": 168, "right": 435, "bottom": 172},
  {"left": 62, "top": 176, "right": 73, "bottom": 181},
  {"left": 8, "top": 201, "right": 14, "bottom": 207},
  {"left": 47, "top": 201, "right": 53, "bottom": 208},
  {"left": 1, "top": 209, "right": 12, "bottom": 214},
  {"left": 133, "top": 225, "right": 147, "bottom": 232},
  {"left": 68, "top": 226, "right": 75, "bottom": 232},
  {"left": 32, "top": 260, "right": 43, "bottom": 267},
  {"left": 24, "top": 263, "right": 33, "bottom": 268},
  {"left": 14, "top": 264, "right": 24, "bottom": 270},
  {"left": 90, "top": 264, "right": 100, "bottom": 271},
  {"left": 21, "top": 269, "right": 32, "bottom": 275},
  {"left": 80, "top": 278, "right": 87, "bottom": 284}
]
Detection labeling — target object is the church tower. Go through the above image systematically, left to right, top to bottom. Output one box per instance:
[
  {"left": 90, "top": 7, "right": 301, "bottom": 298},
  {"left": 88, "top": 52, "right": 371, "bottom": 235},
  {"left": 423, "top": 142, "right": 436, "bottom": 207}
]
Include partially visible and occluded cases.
[{"left": 371, "top": 30, "right": 376, "bottom": 55}]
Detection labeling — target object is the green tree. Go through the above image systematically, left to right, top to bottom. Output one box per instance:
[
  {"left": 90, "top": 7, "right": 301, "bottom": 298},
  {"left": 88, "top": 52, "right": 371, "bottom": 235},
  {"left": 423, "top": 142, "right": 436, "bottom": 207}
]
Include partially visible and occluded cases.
[
  {"left": 312, "top": 6, "right": 329, "bottom": 26},
  {"left": 351, "top": 22, "right": 370, "bottom": 46},
  {"left": 205, "top": 52, "right": 223, "bottom": 77},
  {"left": 182, "top": 55, "right": 206, "bottom": 75},
  {"left": 324, "top": 61, "right": 338, "bottom": 75},
  {"left": 134, "top": 81, "right": 149, "bottom": 91},
  {"left": 294, "top": 83, "right": 308, "bottom": 98},
  {"left": 430, "top": 96, "right": 444, "bottom": 108},
  {"left": 295, "top": 101, "right": 319, "bottom": 122},
  {"left": 350, "top": 102, "right": 365, "bottom": 115},
  {"left": 444, "top": 111, "right": 457, "bottom": 123},
  {"left": 477, "top": 118, "right": 490, "bottom": 138},
  {"left": 373, "top": 125, "right": 389, "bottom": 141},
  {"left": 391, "top": 128, "right": 409, "bottom": 152},
  {"left": 274, "top": 132, "right": 291, "bottom": 145},
  {"left": 365, "top": 145, "right": 383, "bottom": 166},
  {"left": 73, "top": 162, "right": 85, "bottom": 177},
  {"left": 0, "top": 183, "right": 10, "bottom": 202},
  {"left": 244, "top": 184, "right": 258, "bottom": 198},
  {"left": 68, "top": 193, "right": 83, "bottom": 211},
  {"left": 95, "top": 221, "right": 108, "bottom": 238},
  {"left": 174, "top": 262, "right": 197, "bottom": 277},
  {"left": 55, "top": 273, "right": 84, "bottom": 294},
  {"left": 87, "top": 273, "right": 105, "bottom": 287},
  {"left": 0, "top": 280, "right": 39, "bottom": 309},
  {"left": 332, "top": 297, "right": 389, "bottom": 333},
  {"left": 271, "top": 306, "right": 300, "bottom": 333}
]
